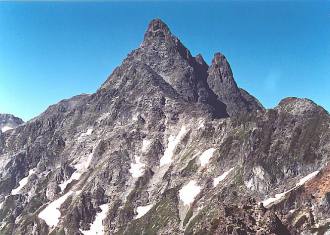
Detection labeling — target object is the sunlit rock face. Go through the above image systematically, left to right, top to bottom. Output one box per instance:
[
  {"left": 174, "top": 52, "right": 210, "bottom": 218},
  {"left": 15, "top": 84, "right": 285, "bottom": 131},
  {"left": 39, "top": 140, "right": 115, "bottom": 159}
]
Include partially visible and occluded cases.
[
  {"left": 0, "top": 19, "right": 329, "bottom": 235},
  {"left": 0, "top": 113, "right": 24, "bottom": 133}
]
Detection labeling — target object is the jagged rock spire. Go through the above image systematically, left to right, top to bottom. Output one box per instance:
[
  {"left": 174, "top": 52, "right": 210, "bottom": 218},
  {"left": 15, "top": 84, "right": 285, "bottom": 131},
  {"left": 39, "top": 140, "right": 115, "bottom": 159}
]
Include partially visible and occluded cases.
[
  {"left": 141, "top": 18, "right": 194, "bottom": 63},
  {"left": 103, "top": 19, "right": 261, "bottom": 117},
  {"left": 143, "top": 19, "right": 172, "bottom": 44},
  {"left": 144, "top": 20, "right": 262, "bottom": 116},
  {"left": 209, "top": 52, "right": 237, "bottom": 87},
  {"left": 207, "top": 53, "right": 264, "bottom": 116},
  {"left": 195, "top": 54, "right": 208, "bottom": 67}
]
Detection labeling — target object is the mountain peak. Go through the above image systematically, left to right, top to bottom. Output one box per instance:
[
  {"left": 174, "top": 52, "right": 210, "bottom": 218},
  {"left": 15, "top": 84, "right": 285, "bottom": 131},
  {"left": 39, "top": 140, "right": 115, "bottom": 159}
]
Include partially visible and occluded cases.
[
  {"left": 0, "top": 18, "right": 329, "bottom": 235},
  {"left": 143, "top": 18, "right": 172, "bottom": 45},
  {"left": 146, "top": 18, "right": 170, "bottom": 34},
  {"left": 207, "top": 52, "right": 264, "bottom": 115},
  {"left": 208, "top": 52, "right": 236, "bottom": 87},
  {"left": 210, "top": 52, "right": 233, "bottom": 76},
  {"left": 212, "top": 52, "right": 226, "bottom": 64},
  {"left": 195, "top": 53, "right": 208, "bottom": 67}
]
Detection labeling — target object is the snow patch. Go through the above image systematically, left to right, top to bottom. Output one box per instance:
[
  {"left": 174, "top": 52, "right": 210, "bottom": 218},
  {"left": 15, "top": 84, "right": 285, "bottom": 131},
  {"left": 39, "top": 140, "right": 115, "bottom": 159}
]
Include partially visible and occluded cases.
[
  {"left": 132, "top": 113, "right": 139, "bottom": 121},
  {"left": 198, "top": 120, "right": 204, "bottom": 129},
  {"left": 1, "top": 126, "right": 13, "bottom": 132},
  {"left": 160, "top": 126, "right": 187, "bottom": 167},
  {"left": 79, "top": 128, "right": 93, "bottom": 140},
  {"left": 142, "top": 139, "right": 151, "bottom": 153},
  {"left": 199, "top": 148, "right": 216, "bottom": 167},
  {"left": 59, "top": 153, "right": 93, "bottom": 192},
  {"left": 75, "top": 153, "right": 93, "bottom": 172},
  {"left": 85, "top": 153, "right": 94, "bottom": 169},
  {"left": 129, "top": 156, "right": 145, "bottom": 178},
  {"left": 213, "top": 167, "right": 234, "bottom": 187},
  {"left": 11, "top": 169, "right": 35, "bottom": 195},
  {"left": 262, "top": 170, "right": 320, "bottom": 208},
  {"left": 296, "top": 170, "right": 319, "bottom": 186},
  {"left": 59, "top": 171, "right": 82, "bottom": 192},
  {"left": 245, "top": 178, "right": 254, "bottom": 190},
  {"left": 179, "top": 180, "right": 201, "bottom": 205},
  {"left": 75, "top": 190, "right": 82, "bottom": 195},
  {"left": 38, "top": 191, "right": 74, "bottom": 227},
  {"left": 262, "top": 191, "right": 288, "bottom": 207},
  {"left": 80, "top": 204, "right": 109, "bottom": 235},
  {"left": 135, "top": 204, "right": 153, "bottom": 219}
]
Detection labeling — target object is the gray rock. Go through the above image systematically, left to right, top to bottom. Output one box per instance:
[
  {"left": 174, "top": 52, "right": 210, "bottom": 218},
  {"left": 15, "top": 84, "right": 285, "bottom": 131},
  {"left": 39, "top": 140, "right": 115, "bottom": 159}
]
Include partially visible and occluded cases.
[
  {"left": 0, "top": 19, "right": 329, "bottom": 235},
  {"left": 0, "top": 113, "right": 24, "bottom": 132}
]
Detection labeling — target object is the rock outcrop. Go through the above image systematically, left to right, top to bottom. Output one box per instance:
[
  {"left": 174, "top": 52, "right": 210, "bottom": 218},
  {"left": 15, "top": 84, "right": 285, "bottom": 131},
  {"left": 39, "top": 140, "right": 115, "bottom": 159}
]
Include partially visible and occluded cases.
[
  {"left": 207, "top": 52, "right": 264, "bottom": 116},
  {"left": 0, "top": 114, "right": 24, "bottom": 133}
]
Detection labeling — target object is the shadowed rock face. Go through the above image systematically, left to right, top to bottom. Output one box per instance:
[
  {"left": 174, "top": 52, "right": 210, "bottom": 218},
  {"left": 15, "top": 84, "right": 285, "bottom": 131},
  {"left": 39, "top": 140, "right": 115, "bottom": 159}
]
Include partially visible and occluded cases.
[
  {"left": 0, "top": 19, "right": 329, "bottom": 235},
  {"left": 207, "top": 52, "right": 264, "bottom": 116}
]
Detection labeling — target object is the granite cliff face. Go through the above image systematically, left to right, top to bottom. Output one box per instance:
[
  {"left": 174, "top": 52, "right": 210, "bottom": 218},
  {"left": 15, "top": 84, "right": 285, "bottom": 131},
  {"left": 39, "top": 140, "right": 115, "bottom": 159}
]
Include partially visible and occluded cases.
[{"left": 0, "top": 19, "right": 329, "bottom": 235}]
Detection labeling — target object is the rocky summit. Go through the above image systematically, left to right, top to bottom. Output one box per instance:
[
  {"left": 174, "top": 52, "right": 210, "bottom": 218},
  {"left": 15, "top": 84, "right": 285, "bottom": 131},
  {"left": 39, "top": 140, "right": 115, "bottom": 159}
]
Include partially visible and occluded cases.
[
  {"left": 0, "top": 19, "right": 329, "bottom": 235},
  {"left": 0, "top": 114, "right": 24, "bottom": 133}
]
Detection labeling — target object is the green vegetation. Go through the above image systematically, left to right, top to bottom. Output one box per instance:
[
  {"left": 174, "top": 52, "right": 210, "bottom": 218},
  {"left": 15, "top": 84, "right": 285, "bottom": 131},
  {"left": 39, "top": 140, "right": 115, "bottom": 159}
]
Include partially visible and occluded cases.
[
  {"left": 218, "top": 136, "right": 233, "bottom": 158},
  {"left": 180, "top": 148, "right": 195, "bottom": 163},
  {"left": 180, "top": 158, "right": 198, "bottom": 177},
  {"left": 233, "top": 168, "right": 244, "bottom": 186},
  {"left": 117, "top": 188, "right": 180, "bottom": 235},
  {"left": 27, "top": 195, "right": 44, "bottom": 214},
  {"left": 184, "top": 199, "right": 224, "bottom": 235},
  {"left": 183, "top": 207, "right": 193, "bottom": 227},
  {"left": 184, "top": 207, "right": 204, "bottom": 234},
  {"left": 49, "top": 227, "right": 66, "bottom": 235}
]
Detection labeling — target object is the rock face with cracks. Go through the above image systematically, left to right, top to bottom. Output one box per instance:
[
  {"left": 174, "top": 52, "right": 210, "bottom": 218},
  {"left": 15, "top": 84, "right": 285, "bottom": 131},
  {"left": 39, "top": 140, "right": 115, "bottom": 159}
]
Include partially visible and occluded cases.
[{"left": 0, "top": 19, "right": 329, "bottom": 235}]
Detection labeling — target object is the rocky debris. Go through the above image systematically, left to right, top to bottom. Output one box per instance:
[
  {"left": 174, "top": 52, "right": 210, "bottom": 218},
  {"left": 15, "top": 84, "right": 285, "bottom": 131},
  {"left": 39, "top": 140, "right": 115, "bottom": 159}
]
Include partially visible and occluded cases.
[
  {"left": 0, "top": 18, "right": 329, "bottom": 235},
  {"left": 183, "top": 197, "right": 291, "bottom": 235}
]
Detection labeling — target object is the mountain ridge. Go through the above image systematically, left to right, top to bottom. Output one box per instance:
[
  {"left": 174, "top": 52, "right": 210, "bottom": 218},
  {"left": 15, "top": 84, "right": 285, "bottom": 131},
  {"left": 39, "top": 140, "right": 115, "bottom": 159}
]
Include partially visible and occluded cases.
[{"left": 0, "top": 19, "right": 329, "bottom": 235}]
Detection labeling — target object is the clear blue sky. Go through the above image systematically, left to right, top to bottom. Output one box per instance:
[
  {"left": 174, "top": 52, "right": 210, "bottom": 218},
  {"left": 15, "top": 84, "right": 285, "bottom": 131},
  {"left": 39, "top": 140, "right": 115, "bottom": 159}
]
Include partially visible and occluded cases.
[{"left": 0, "top": 1, "right": 329, "bottom": 121}]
